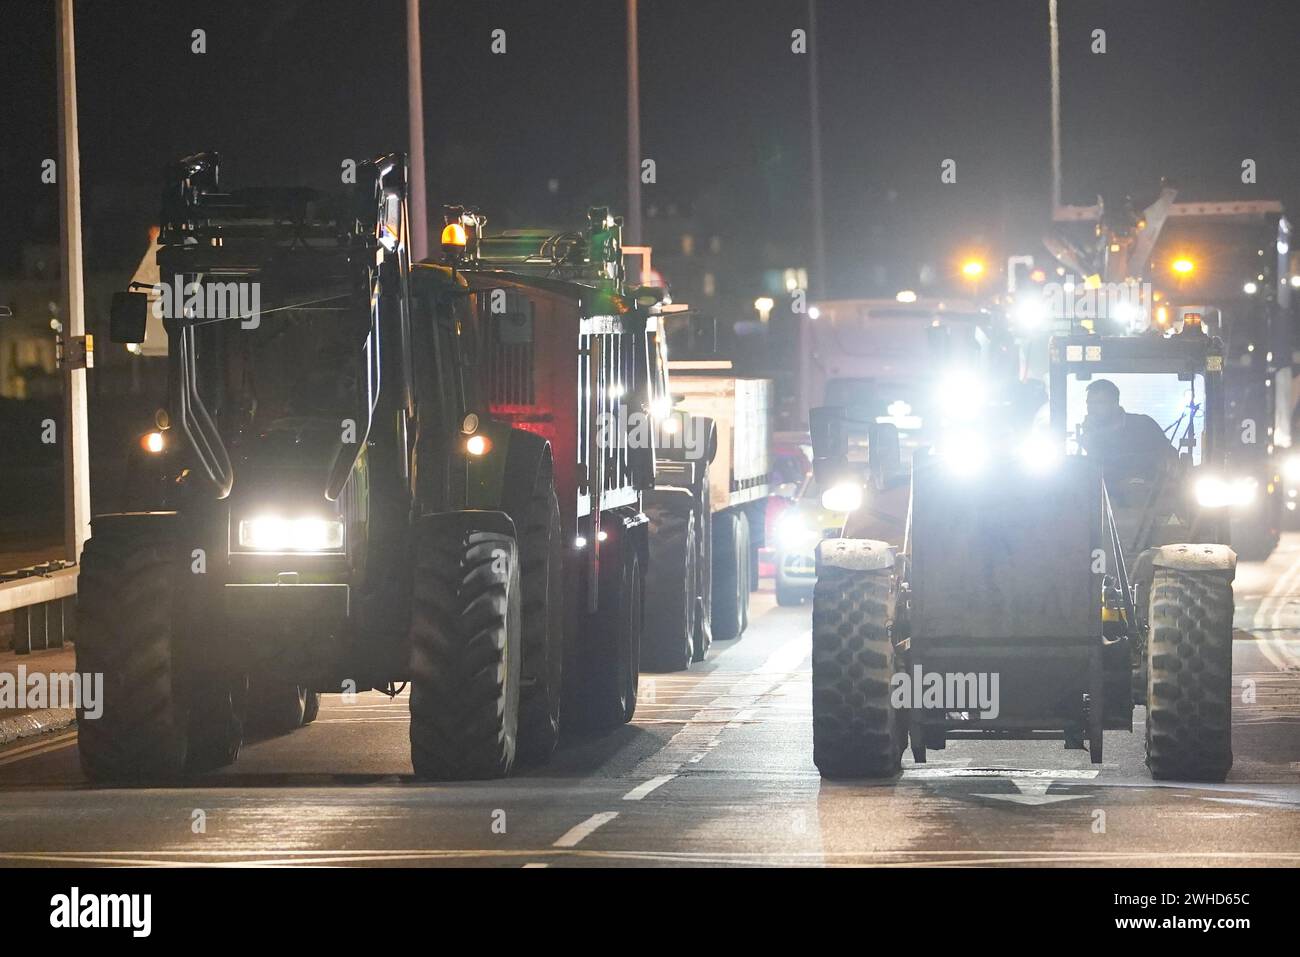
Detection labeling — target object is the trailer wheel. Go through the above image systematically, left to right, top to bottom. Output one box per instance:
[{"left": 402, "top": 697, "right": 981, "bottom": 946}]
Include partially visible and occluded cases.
[
  {"left": 692, "top": 469, "right": 714, "bottom": 662},
  {"left": 516, "top": 477, "right": 565, "bottom": 765},
  {"left": 641, "top": 498, "right": 697, "bottom": 672},
  {"left": 711, "top": 512, "right": 746, "bottom": 641},
  {"left": 738, "top": 512, "right": 752, "bottom": 633},
  {"left": 75, "top": 524, "right": 190, "bottom": 783},
  {"left": 409, "top": 527, "right": 521, "bottom": 780},
  {"left": 567, "top": 539, "right": 642, "bottom": 729},
  {"left": 811, "top": 564, "right": 903, "bottom": 779},
  {"left": 1145, "top": 568, "right": 1233, "bottom": 782},
  {"left": 187, "top": 676, "right": 247, "bottom": 773},
  {"left": 246, "top": 682, "right": 309, "bottom": 736},
  {"left": 302, "top": 688, "right": 321, "bottom": 724}
]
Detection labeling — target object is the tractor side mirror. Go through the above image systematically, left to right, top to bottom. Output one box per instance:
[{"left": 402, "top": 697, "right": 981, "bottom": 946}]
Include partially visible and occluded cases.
[{"left": 109, "top": 291, "right": 149, "bottom": 344}]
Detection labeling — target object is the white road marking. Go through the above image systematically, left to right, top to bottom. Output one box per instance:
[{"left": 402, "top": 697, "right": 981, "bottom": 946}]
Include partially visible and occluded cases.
[
  {"left": 1252, "top": 550, "right": 1300, "bottom": 671},
  {"left": 628, "top": 631, "right": 810, "bottom": 781},
  {"left": 0, "top": 730, "right": 78, "bottom": 767},
  {"left": 903, "top": 766, "right": 1099, "bottom": 780},
  {"left": 622, "top": 774, "right": 677, "bottom": 801},
  {"left": 971, "top": 777, "right": 1089, "bottom": 806},
  {"left": 552, "top": 811, "right": 619, "bottom": 848},
  {"left": 5, "top": 847, "right": 1294, "bottom": 868},
  {"left": 521, "top": 862, "right": 550, "bottom": 868}
]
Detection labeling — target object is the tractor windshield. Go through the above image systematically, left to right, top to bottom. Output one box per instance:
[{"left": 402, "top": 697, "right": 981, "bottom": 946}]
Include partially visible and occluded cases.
[
  {"left": 198, "top": 275, "right": 368, "bottom": 448},
  {"left": 243, "top": 289, "right": 362, "bottom": 424},
  {"left": 1064, "top": 372, "right": 1205, "bottom": 466}
]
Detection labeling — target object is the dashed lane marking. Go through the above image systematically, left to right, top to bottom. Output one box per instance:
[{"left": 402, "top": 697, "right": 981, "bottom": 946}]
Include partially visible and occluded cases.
[
  {"left": 622, "top": 774, "right": 677, "bottom": 801},
  {"left": 552, "top": 811, "right": 619, "bottom": 848}
]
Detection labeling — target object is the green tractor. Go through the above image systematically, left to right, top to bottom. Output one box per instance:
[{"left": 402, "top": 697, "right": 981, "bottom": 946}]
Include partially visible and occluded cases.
[
  {"left": 84, "top": 154, "right": 652, "bottom": 782},
  {"left": 810, "top": 321, "right": 1235, "bottom": 782}
]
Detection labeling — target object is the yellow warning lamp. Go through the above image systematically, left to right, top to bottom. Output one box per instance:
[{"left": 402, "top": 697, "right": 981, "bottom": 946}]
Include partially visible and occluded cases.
[
  {"left": 441, "top": 221, "right": 468, "bottom": 252},
  {"left": 1171, "top": 257, "right": 1196, "bottom": 276}
]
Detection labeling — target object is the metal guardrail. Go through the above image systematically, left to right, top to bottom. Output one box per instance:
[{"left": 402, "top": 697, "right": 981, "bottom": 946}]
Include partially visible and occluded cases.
[{"left": 0, "top": 563, "right": 78, "bottom": 653}]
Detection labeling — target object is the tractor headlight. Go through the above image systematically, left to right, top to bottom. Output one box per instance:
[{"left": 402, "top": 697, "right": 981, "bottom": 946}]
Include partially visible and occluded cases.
[
  {"left": 933, "top": 370, "right": 985, "bottom": 420},
  {"left": 940, "top": 429, "right": 988, "bottom": 476},
  {"left": 139, "top": 430, "right": 166, "bottom": 454},
  {"left": 1019, "top": 433, "right": 1062, "bottom": 473},
  {"left": 1283, "top": 454, "right": 1300, "bottom": 482},
  {"left": 1194, "top": 475, "right": 1258, "bottom": 509},
  {"left": 821, "top": 482, "right": 863, "bottom": 513},
  {"left": 777, "top": 513, "right": 820, "bottom": 550},
  {"left": 238, "top": 515, "right": 345, "bottom": 553}
]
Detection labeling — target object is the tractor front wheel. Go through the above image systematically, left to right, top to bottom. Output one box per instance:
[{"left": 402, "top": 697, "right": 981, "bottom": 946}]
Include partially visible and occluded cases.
[
  {"left": 75, "top": 523, "right": 191, "bottom": 783},
  {"left": 811, "top": 562, "right": 903, "bottom": 779},
  {"left": 1145, "top": 568, "right": 1233, "bottom": 782}
]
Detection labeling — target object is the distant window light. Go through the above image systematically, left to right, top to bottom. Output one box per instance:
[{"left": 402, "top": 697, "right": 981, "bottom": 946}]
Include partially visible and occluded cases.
[
  {"left": 681, "top": 234, "right": 695, "bottom": 256},
  {"left": 709, "top": 236, "right": 722, "bottom": 254},
  {"left": 702, "top": 273, "right": 716, "bottom": 297}
]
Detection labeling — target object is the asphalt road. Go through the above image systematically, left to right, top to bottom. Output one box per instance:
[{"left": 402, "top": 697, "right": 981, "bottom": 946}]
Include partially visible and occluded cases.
[{"left": 1, "top": 538, "right": 1298, "bottom": 868}]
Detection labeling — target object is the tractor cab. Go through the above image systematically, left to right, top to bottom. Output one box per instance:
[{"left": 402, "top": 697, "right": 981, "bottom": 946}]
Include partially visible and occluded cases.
[{"left": 1047, "top": 322, "right": 1233, "bottom": 566}]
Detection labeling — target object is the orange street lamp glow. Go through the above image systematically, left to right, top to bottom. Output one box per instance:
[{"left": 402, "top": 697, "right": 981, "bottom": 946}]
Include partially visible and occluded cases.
[
  {"left": 1172, "top": 257, "right": 1195, "bottom": 275},
  {"left": 961, "top": 259, "right": 986, "bottom": 279}
]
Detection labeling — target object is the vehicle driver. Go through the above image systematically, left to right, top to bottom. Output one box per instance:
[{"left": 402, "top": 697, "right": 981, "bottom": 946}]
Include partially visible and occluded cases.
[{"left": 1078, "top": 378, "right": 1177, "bottom": 487}]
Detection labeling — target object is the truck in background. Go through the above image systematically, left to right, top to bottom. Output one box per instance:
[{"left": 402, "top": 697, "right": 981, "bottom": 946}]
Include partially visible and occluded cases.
[{"left": 627, "top": 243, "right": 774, "bottom": 672}]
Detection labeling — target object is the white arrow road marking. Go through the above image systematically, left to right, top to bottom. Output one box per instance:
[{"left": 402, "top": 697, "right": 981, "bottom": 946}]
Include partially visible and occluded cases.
[
  {"left": 972, "top": 777, "right": 1090, "bottom": 805},
  {"left": 553, "top": 811, "right": 619, "bottom": 848}
]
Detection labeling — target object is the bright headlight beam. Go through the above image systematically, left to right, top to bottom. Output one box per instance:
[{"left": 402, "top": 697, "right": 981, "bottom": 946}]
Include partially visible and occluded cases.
[
  {"left": 1019, "top": 434, "right": 1062, "bottom": 473},
  {"left": 1195, "top": 476, "right": 1258, "bottom": 509},
  {"left": 821, "top": 482, "right": 863, "bottom": 513},
  {"left": 777, "top": 513, "right": 820, "bottom": 550},
  {"left": 239, "top": 516, "right": 344, "bottom": 552}
]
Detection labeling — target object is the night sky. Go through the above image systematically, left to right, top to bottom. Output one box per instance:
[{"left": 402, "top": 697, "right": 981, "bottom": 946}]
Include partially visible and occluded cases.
[{"left": 3, "top": 0, "right": 1300, "bottom": 299}]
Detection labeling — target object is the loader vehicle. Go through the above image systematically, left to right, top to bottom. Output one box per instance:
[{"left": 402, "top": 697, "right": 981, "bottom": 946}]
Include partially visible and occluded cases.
[
  {"left": 81, "top": 154, "right": 650, "bottom": 783},
  {"left": 1044, "top": 192, "right": 1295, "bottom": 559},
  {"left": 809, "top": 320, "right": 1235, "bottom": 783}
]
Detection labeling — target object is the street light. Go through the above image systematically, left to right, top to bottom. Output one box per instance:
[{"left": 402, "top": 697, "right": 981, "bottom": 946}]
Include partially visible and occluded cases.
[
  {"left": 961, "top": 259, "right": 986, "bottom": 279},
  {"left": 754, "top": 297, "right": 775, "bottom": 323}
]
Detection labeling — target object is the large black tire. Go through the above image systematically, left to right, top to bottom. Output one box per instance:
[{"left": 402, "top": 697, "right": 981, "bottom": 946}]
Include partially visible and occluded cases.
[
  {"left": 692, "top": 469, "right": 713, "bottom": 662},
  {"left": 516, "top": 477, "right": 565, "bottom": 765},
  {"left": 641, "top": 499, "right": 697, "bottom": 672},
  {"left": 711, "top": 512, "right": 746, "bottom": 641},
  {"left": 738, "top": 512, "right": 751, "bottom": 633},
  {"left": 75, "top": 524, "right": 190, "bottom": 783},
  {"left": 409, "top": 528, "right": 522, "bottom": 780},
  {"left": 566, "top": 539, "right": 642, "bottom": 729},
  {"left": 811, "top": 564, "right": 903, "bottom": 779},
  {"left": 1145, "top": 568, "right": 1234, "bottom": 782},
  {"left": 186, "top": 676, "right": 247, "bottom": 773},
  {"left": 245, "top": 682, "right": 308, "bottom": 737},
  {"left": 302, "top": 689, "right": 321, "bottom": 724}
]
